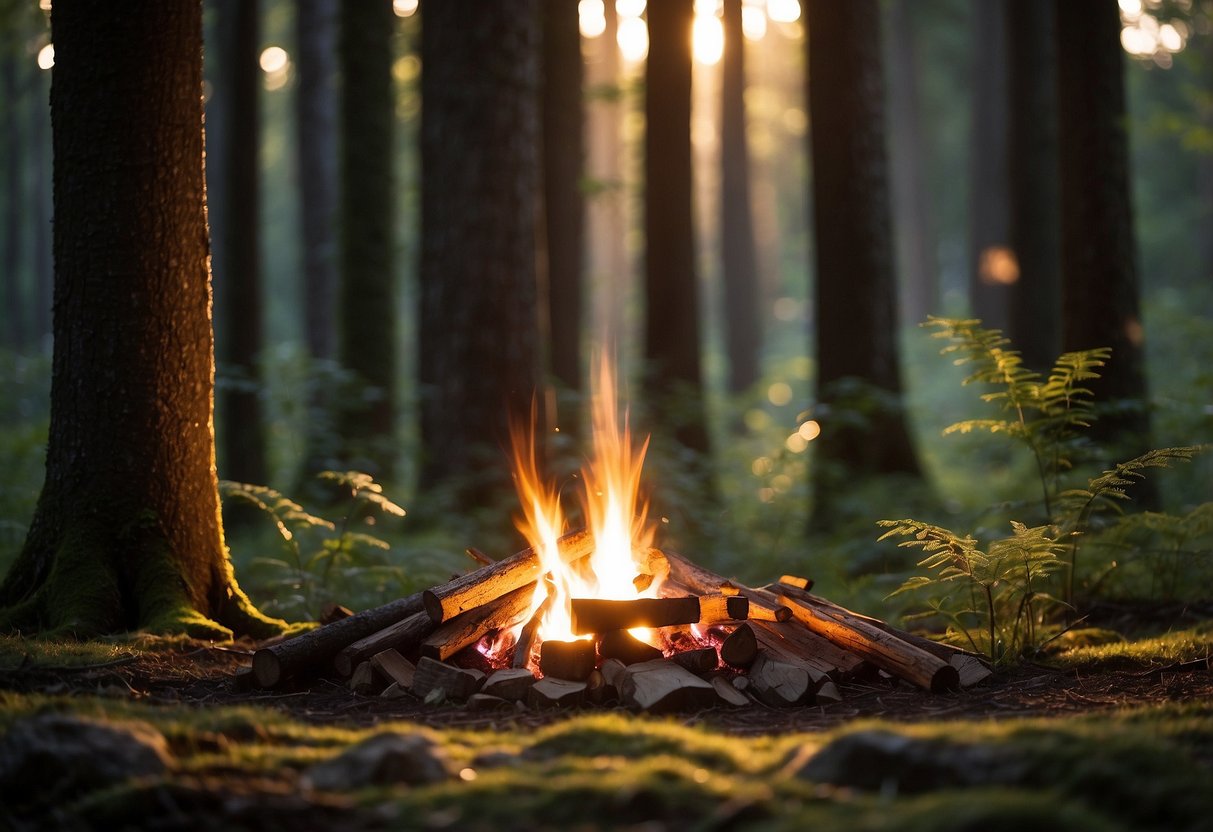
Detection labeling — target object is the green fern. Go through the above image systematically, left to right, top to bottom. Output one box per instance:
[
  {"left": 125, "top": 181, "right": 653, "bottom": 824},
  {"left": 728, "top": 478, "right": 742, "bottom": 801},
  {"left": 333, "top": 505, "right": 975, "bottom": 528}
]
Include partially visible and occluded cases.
[
  {"left": 925, "top": 316, "right": 1111, "bottom": 519},
  {"left": 881, "top": 518, "right": 1065, "bottom": 663}
]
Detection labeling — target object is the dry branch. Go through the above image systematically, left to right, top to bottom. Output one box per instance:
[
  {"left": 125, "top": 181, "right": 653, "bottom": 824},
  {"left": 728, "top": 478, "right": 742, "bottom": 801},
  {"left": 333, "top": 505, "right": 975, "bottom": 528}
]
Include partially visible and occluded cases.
[{"left": 333, "top": 610, "right": 435, "bottom": 676}]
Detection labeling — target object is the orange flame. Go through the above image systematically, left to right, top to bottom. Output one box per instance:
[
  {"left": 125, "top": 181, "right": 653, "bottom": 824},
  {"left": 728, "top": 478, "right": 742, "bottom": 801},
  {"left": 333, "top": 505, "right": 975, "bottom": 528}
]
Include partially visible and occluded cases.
[{"left": 509, "top": 356, "right": 659, "bottom": 662}]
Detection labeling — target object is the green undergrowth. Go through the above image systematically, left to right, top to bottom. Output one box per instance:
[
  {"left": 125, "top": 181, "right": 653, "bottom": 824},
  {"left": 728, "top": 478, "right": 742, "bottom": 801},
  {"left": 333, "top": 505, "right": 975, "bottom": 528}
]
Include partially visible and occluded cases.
[
  {"left": 1049, "top": 621, "right": 1213, "bottom": 670},
  {"left": 0, "top": 633, "right": 165, "bottom": 670},
  {"left": 2, "top": 688, "right": 1211, "bottom": 830}
]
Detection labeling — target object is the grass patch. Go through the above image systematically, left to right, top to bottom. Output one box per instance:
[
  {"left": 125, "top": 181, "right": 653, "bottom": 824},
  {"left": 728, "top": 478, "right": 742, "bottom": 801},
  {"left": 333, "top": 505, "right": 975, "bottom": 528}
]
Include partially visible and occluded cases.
[{"left": 1050, "top": 621, "right": 1213, "bottom": 670}]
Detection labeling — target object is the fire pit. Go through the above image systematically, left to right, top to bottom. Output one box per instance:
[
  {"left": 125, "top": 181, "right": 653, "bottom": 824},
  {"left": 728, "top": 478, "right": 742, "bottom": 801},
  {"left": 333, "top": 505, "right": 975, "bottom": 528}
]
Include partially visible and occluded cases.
[{"left": 244, "top": 360, "right": 991, "bottom": 711}]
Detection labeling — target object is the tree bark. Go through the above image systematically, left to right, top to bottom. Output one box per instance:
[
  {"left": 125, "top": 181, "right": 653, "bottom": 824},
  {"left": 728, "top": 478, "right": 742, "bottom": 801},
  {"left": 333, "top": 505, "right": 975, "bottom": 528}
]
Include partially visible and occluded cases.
[
  {"left": 0, "top": 0, "right": 285, "bottom": 640},
  {"left": 212, "top": 0, "right": 267, "bottom": 487},
  {"left": 339, "top": 0, "right": 397, "bottom": 479},
  {"left": 419, "top": 0, "right": 542, "bottom": 498},
  {"left": 541, "top": 0, "right": 585, "bottom": 396},
  {"left": 643, "top": 0, "right": 710, "bottom": 454},
  {"left": 720, "top": 0, "right": 762, "bottom": 394},
  {"left": 806, "top": 0, "right": 921, "bottom": 528},
  {"left": 1007, "top": 0, "right": 1060, "bottom": 371},
  {"left": 1056, "top": 0, "right": 1152, "bottom": 451},
  {"left": 30, "top": 63, "right": 52, "bottom": 345}
]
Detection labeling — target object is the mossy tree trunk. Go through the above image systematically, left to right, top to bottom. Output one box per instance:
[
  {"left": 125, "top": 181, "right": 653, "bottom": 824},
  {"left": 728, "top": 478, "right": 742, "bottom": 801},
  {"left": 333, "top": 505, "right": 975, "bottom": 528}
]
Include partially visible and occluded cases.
[
  {"left": 0, "top": 0, "right": 286, "bottom": 640},
  {"left": 338, "top": 0, "right": 397, "bottom": 480},
  {"left": 418, "top": 0, "right": 542, "bottom": 500},
  {"left": 643, "top": 0, "right": 711, "bottom": 455},
  {"left": 806, "top": 0, "right": 921, "bottom": 528}
]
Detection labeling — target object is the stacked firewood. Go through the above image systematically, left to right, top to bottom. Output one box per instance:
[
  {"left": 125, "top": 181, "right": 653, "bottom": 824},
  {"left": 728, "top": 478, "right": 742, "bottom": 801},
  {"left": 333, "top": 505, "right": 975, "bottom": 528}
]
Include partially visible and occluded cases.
[{"left": 243, "top": 531, "right": 991, "bottom": 712}]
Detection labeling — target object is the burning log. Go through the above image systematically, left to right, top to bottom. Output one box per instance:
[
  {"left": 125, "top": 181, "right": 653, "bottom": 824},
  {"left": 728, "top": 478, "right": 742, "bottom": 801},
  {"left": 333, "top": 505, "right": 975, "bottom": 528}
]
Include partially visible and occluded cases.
[
  {"left": 422, "top": 529, "right": 594, "bottom": 623},
  {"left": 632, "top": 548, "right": 671, "bottom": 593},
  {"left": 663, "top": 551, "right": 790, "bottom": 622},
  {"left": 778, "top": 575, "right": 813, "bottom": 591},
  {"left": 512, "top": 576, "right": 555, "bottom": 669},
  {"left": 420, "top": 583, "right": 535, "bottom": 661},
  {"left": 771, "top": 589, "right": 960, "bottom": 692},
  {"left": 251, "top": 591, "right": 425, "bottom": 688},
  {"left": 697, "top": 594, "right": 750, "bottom": 624},
  {"left": 569, "top": 596, "right": 698, "bottom": 634},
  {"left": 333, "top": 610, "right": 436, "bottom": 677},
  {"left": 598, "top": 629, "right": 664, "bottom": 665},
  {"left": 539, "top": 639, "right": 597, "bottom": 681},
  {"left": 616, "top": 659, "right": 717, "bottom": 713}
]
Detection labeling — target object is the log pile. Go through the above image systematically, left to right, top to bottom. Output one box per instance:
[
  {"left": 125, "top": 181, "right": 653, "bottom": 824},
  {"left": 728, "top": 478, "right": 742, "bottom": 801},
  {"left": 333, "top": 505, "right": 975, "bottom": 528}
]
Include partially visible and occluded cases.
[{"left": 243, "top": 535, "right": 991, "bottom": 711}]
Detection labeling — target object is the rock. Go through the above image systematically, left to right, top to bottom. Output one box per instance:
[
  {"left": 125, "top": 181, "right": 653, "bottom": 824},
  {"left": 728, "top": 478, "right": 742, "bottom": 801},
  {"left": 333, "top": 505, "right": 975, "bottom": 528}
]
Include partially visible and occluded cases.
[
  {"left": 0, "top": 713, "right": 173, "bottom": 810},
  {"left": 792, "top": 729, "right": 1027, "bottom": 794},
  {"left": 303, "top": 733, "right": 453, "bottom": 791}
]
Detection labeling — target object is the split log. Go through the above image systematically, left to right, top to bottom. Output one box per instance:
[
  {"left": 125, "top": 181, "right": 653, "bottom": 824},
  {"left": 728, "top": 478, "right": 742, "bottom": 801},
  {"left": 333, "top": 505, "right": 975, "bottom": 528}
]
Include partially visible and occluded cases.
[
  {"left": 423, "top": 529, "right": 594, "bottom": 623},
  {"left": 632, "top": 548, "right": 671, "bottom": 593},
  {"left": 778, "top": 575, "right": 813, "bottom": 591},
  {"left": 512, "top": 578, "right": 554, "bottom": 669},
  {"left": 420, "top": 583, "right": 535, "bottom": 661},
  {"left": 771, "top": 590, "right": 959, "bottom": 692},
  {"left": 251, "top": 591, "right": 425, "bottom": 688},
  {"left": 697, "top": 594, "right": 749, "bottom": 624},
  {"left": 570, "top": 596, "right": 700, "bottom": 633},
  {"left": 333, "top": 610, "right": 436, "bottom": 676},
  {"left": 751, "top": 622, "right": 837, "bottom": 682},
  {"left": 719, "top": 623, "right": 758, "bottom": 668},
  {"left": 598, "top": 629, "right": 664, "bottom": 665},
  {"left": 539, "top": 639, "right": 597, "bottom": 681},
  {"left": 672, "top": 647, "right": 718, "bottom": 674},
  {"left": 369, "top": 649, "right": 416, "bottom": 689},
  {"left": 748, "top": 651, "right": 811, "bottom": 706},
  {"left": 949, "top": 654, "right": 994, "bottom": 687},
  {"left": 411, "top": 657, "right": 484, "bottom": 700},
  {"left": 599, "top": 658, "right": 628, "bottom": 691},
  {"left": 617, "top": 659, "right": 717, "bottom": 713},
  {"left": 348, "top": 661, "right": 381, "bottom": 695},
  {"left": 482, "top": 667, "right": 537, "bottom": 701},
  {"left": 586, "top": 669, "right": 609, "bottom": 704},
  {"left": 711, "top": 675, "right": 750, "bottom": 707},
  {"left": 528, "top": 677, "right": 586, "bottom": 709},
  {"left": 815, "top": 680, "right": 843, "bottom": 704},
  {"left": 380, "top": 682, "right": 410, "bottom": 700}
]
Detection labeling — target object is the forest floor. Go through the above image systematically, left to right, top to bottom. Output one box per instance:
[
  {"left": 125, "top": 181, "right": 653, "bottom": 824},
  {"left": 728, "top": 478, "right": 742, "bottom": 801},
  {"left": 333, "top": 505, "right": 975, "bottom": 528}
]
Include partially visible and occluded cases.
[{"left": 1, "top": 605, "right": 1211, "bottom": 831}]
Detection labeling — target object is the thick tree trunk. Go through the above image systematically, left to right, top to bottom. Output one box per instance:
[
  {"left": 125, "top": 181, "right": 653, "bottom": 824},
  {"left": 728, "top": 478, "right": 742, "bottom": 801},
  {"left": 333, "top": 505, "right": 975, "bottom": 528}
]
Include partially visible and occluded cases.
[
  {"left": 0, "top": 0, "right": 285, "bottom": 639},
  {"left": 212, "top": 0, "right": 267, "bottom": 487},
  {"left": 295, "top": 0, "right": 340, "bottom": 480},
  {"left": 296, "top": 0, "right": 339, "bottom": 366},
  {"left": 339, "top": 0, "right": 397, "bottom": 479},
  {"left": 418, "top": 0, "right": 542, "bottom": 497},
  {"left": 541, "top": 0, "right": 585, "bottom": 396},
  {"left": 643, "top": 0, "right": 710, "bottom": 454},
  {"left": 720, "top": 0, "right": 762, "bottom": 394},
  {"left": 806, "top": 0, "right": 920, "bottom": 527},
  {"left": 886, "top": 0, "right": 938, "bottom": 329},
  {"left": 966, "top": 0, "right": 1011, "bottom": 333},
  {"left": 1007, "top": 0, "right": 1060, "bottom": 371},
  {"left": 1056, "top": 0, "right": 1151, "bottom": 450},
  {"left": 2, "top": 52, "right": 25, "bottom": 352}
]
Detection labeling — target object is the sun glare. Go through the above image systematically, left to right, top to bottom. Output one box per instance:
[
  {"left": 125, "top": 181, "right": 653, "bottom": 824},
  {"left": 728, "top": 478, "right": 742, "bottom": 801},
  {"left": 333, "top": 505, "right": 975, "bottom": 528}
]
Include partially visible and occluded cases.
[
  {"left": 693, "top": 13, "right": 725, "bottom": 65},
  {"left": 618, "top": 15, "right": 649, "bottom": 62},
  {"left": 36, "top": 43, "right": 54, "bottom": 70}
]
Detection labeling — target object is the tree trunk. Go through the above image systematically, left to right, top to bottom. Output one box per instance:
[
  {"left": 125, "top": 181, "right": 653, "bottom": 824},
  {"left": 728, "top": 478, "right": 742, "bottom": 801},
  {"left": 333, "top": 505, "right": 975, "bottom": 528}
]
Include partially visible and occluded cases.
[
  {"left": 0, "top": 0, "right": 286, "bottom": 640},
  {"left": 212, "top": 0, "right": 267, "bottom": 487},
  {"left": 295, "top": 0, "right": 340, "bottom": 480},
  {"left": 297, "top": 0, "right": 339, "bottom": 365},
  {"left": 339, "top": 0, "right": 397, "bottom": 479},
  {"left": 418, "top": 0, "right": 542, "bottom": 498},
  {"left": 541, "top": 0, "right": 585, "bottom": 396},
  {"left": 643, "top": 0, "right": 710, "bottom": 454},
  {"left": 720, "top": 0, "right": 762, "bottom": 394},
  {"left": 806, "top": 0, "right": 921, "bottom": 527},
  {"left": 886, "top": 0, "right": 938, "bottom": 329},
  {"left": 966, "top": 0, "right": 1011, "bottom": 333},
  {"left": 1006, "top": 0, "right": 1060, "bottom": 371},
  {"left": 1056, "top": 0, "right": 1151, "bottom": 451},
  {"left": 2, "top": 51, "right": 25, "bottom": 353}
]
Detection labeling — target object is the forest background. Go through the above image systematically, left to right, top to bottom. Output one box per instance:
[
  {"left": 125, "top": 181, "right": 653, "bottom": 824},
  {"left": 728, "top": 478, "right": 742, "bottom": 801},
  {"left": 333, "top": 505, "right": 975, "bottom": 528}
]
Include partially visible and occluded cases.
[{"left": 0, "top": 0, "right": 1209, "bottom": 635}]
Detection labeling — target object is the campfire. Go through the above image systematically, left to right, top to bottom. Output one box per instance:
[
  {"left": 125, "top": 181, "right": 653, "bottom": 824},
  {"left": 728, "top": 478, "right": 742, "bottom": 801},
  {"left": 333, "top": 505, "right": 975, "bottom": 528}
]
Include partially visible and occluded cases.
[{"left": 245, "top": 360, "right": 992, "bottom": 711}]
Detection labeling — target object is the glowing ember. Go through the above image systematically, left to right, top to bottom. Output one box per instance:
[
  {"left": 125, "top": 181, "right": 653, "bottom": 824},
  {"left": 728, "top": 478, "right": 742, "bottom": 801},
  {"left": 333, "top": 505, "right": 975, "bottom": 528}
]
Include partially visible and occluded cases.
[{"left": 508, "top": 356, "right": 660, "bottom": 667}]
